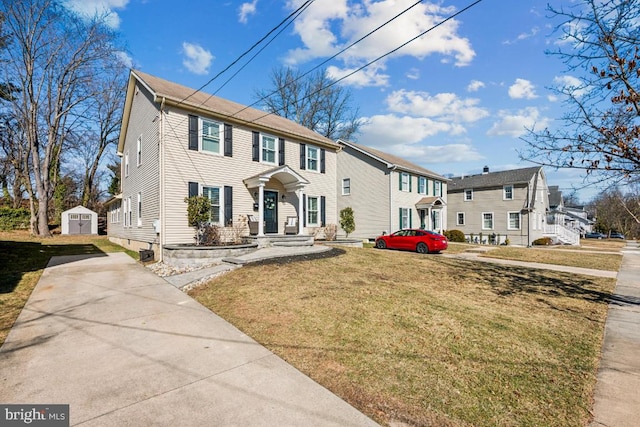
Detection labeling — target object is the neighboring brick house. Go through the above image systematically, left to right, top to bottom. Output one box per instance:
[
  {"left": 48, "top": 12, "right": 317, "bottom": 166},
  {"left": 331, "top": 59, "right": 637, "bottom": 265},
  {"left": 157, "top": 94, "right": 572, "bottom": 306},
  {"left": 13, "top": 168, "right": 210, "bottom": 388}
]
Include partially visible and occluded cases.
[
  {"left": 107, "top": 70, "right": 340, "bottom": 259},
  {"left": 337, "top": 140, "right": 449, "bottom": 240},
  {"left": 447, "top": 166, "right": 553, "bottom": 246}
]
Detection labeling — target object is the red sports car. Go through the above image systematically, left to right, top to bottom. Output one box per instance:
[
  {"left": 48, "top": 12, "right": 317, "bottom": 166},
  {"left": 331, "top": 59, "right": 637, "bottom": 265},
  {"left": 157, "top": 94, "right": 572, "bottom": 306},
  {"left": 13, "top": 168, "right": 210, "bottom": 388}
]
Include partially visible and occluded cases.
[{"left": 375, "top": 229, "right": 448, "bottom": 254}]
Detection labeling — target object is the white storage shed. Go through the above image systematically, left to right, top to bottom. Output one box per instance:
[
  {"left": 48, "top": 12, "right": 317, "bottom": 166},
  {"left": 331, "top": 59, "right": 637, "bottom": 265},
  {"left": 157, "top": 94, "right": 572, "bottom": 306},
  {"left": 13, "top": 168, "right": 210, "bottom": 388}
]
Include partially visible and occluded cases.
[{"left": 61, "top": 206, "right": 98, "bottom": 235}]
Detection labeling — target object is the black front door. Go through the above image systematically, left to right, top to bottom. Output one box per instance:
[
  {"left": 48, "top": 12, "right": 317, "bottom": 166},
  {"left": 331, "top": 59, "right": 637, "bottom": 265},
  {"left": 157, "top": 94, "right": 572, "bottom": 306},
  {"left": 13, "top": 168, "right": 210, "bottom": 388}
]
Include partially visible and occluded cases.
[{"left": 264, "top": 190, "right": 278, "bottom": 233}]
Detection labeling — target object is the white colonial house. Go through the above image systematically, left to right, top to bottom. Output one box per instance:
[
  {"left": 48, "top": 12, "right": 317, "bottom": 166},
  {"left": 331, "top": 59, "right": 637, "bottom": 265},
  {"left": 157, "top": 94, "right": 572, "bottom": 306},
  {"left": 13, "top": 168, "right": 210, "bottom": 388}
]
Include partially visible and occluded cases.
[
  {"left": 107, "top": 70, "right": 340, "bottom": 260},
  {"left": 337, "top": 140, "right": 449, "bottom": 241}
]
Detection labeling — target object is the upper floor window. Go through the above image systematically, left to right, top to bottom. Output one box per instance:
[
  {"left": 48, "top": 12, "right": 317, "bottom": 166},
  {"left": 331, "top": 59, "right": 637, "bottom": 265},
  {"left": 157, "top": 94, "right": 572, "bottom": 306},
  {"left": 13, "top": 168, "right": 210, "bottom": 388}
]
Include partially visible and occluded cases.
[
  {"left": 201, "top": 119, "right": 222, "bottom": 154},
  {"left": 261, "top": 135, "right": 277, "bottom": 164},
  {"left": 136, "top": 136, "right": 142, "bottom": 166},
  {"left": 306, "top": 145, "right": 319, "bottom": 171},
  {"left": 124, "top": 151, "right": 129, "bottom": 177},
  {"left": 400, "top": 172, "right": 410, "bottom": 192},
  {"left": 418, "top": 177, "right": 427, "bottom": 194},
  {"left": 342, "top": 178, "right": 351, "bottom": 195},
  {"left": 434, "top": 181, "right": 442, "bottom": 197},
  {"left": 503, "top": 185, "right": 513, "bottom": 200},
  {"left": 464, "top": 189, "right": 473, "bottom": 201}
]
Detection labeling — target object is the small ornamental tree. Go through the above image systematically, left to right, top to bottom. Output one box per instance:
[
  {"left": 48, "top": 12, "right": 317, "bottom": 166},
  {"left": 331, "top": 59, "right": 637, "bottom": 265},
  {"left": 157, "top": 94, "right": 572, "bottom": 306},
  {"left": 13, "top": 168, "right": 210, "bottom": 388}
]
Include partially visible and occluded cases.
[
  {"left": 185, "top": 195, "right": 210, "bottom": 245},
  {"left": 339, "top": 207, "right": 355, "bottom": 238}
]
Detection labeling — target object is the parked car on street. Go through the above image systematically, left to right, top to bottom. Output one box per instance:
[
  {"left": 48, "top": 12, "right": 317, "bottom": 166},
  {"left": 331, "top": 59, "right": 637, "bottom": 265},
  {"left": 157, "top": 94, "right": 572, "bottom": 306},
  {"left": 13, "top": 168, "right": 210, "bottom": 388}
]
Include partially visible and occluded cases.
[
  {"left": 375, "top": 229, "right": 448, "bottom": 254},
  {"left": 584, "top": 232, "right": 606, "bottom": 239},
  {"left": 610, "top": 232, "right": 625, "bottom": 239}
]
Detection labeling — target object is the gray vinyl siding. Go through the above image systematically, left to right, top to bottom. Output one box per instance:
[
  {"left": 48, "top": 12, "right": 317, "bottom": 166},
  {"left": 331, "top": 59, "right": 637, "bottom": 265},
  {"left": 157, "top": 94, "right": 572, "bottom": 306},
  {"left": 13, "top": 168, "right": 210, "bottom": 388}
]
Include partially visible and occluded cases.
[
  {"left": 108, "top": 83, "right": 160, "bottom": 247},
  {"left": 161, "top": 107, "right": 337, "bottom": 245},
  {"left": 337, "top": 146, "right": 390, "bottom": 240},
  {"left": 447, "top": 173, "right": 549, "bottom": 246}
]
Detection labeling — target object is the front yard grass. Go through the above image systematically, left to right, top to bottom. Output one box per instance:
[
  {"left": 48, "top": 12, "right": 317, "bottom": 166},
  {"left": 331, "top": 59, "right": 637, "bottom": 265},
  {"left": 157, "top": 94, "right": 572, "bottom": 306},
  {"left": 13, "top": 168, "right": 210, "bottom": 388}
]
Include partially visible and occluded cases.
[
  {"left": 0, "top": 231, "right": 134, "bottom": 345},
  {"left": 480, "top": 246, "right": 622, "bottom": 271},
  {"left": 189, "top": 247, "right": 616, "bottom": 427}
]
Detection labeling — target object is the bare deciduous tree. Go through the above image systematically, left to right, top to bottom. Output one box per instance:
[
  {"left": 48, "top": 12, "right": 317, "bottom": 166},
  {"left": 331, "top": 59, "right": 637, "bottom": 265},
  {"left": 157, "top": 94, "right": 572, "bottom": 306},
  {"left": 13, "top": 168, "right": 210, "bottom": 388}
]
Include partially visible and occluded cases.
[
  {"left": 0, "top": 0, "right": 126, "bottom": 236},
  {"left": 521, "top": 0, "right": 640, "bottom": 187},
  {"left": 254, "top": 66, "right": 362, "bottom": 141}
]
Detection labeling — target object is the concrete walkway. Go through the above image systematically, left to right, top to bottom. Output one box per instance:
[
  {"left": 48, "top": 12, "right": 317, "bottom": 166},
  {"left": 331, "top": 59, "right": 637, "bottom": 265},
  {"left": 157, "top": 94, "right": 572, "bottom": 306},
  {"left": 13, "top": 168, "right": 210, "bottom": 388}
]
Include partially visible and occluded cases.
[
  {"left": 590, "top": 240, "right": 640, "bottom": 427},
  {"left": 0, "top": 251, "right": 377, "bottom": 427}
]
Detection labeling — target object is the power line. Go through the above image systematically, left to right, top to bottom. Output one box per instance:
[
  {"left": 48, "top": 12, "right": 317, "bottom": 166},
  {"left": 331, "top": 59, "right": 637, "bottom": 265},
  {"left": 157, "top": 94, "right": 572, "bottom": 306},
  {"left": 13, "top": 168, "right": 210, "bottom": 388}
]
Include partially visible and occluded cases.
[
  {"left": 174, "top": 0, "right": 315, "bottom": 108},
  {"left": 233, "top": 0, "right": 427, "bottom": 117},
  {"left": 243, "top": 0, "right": 484, "bottom": 126}
]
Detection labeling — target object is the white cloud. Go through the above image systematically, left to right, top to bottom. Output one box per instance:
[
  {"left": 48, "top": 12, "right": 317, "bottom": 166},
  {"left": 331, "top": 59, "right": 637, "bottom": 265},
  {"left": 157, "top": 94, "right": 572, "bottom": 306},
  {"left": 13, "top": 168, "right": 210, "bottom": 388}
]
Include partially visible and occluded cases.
[
  {"left": 63, "top": 0, "right": 129, "bottom": 28},
  {"left": 239, "top": 0, "right": 258, "bottom": 24},
  {"left": 284, "top": 0, "right": 475, "bottom": 86},
  {"left": 503, "top": 26, "right": 539, "bottom": 45},
  {"left": 181, "top": 42, "right": 214, "bottom": 75},
  {"left": 116, "top": 51, "right": 134, "bottom": 68},
  {"left": 326, "top": 64, "right": 389, "bottom": 87},
  {"left": 406, "top": 68, "right": 420, "bottom": 80},
  {"left": 553, "top": 75, "right": 588, "bottom": 97},
  {"left": 508, "top": 78, "right": 537, "bottom": 99},
  {"left": 467, "top": 80, "right": 485, "bottom": 92},
  {"left": 385, "top": 89, "right": 489, "bottom": 123},
  {"left": 487, "top": 107, "right": 550, "bottom": 137}
]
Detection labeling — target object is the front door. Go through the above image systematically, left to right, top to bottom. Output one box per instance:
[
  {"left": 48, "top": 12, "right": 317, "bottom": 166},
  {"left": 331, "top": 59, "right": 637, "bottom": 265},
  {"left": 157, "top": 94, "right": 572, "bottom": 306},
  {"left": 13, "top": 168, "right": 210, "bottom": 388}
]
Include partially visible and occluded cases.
[{"left": 264, "top": 190, "right": 278, "bottom": 233}]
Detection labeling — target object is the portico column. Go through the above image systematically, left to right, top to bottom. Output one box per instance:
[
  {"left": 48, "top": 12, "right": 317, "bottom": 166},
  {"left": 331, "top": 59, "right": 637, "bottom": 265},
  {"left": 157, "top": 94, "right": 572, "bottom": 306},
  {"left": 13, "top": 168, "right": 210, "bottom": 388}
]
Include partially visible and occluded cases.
[
  {"left": 258, "top": 184, "right": 265, "bottom": 236},
  {"left": 296, "top": 189, "right": 304, "bottom": 235}
]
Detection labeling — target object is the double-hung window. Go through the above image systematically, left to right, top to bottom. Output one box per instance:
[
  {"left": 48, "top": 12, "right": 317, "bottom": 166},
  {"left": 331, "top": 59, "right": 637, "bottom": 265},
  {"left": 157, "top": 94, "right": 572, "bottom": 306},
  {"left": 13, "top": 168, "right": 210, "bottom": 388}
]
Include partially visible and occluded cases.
[
  {"left": 201, "top": 119, "right": 221, "bottom": 154},
  {"left": 261, "top": 135, "right": 277, "bottom": 164},
  {"left": 136, "top": 136, "right": 142, "bottom": 166},
  {"left": 306, "top": 145, "right": 319, "bottom": 171},
  {"left": 124, "top": 152, "right": 129, "bottom": 177},
  {"left": 400, "top": 172, "right": 410, "bottom": 192},
  {"left": 418, "top": 177, "right": 427, "bottom": 194},
  {"left": 342, "top": 178, "right": 351, "bottom": 195},
  {"left": 434, "top": 181, "right": 442, "bottom": 197},
  {"left": 503, "top": 185, "right": 513, "bottom": 200},
  {"left": 202, "top": 186, "right": 221, "bottom": 224},
  {"left": 464, "top": 189, "right": 473, "bottom": 201},
  {"left": 137, "top": 192, "right": 142, "bottom": 226},
  {"left": 307, "top": 196, "right": 319, "bottom": 226},
  {"left": 400, "top": 208, "right": 410, "bottom": 229},
  {"left": 432, "top": 210, "right": 440, "bottom": 229},
  {"left": 457, "top": 212, "right": 465, "bottom": 226},
  {"left": 482, "top": 212, "right": 494, "bottom": 230},
  {"left": 508, "top": 212, "right": 521, "bottom": 230}
]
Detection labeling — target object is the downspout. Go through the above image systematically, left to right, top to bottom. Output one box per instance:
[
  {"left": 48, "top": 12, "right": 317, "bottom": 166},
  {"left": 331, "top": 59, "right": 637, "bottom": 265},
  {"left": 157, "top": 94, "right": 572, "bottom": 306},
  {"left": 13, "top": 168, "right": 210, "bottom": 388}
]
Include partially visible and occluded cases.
[
  {"left": 159, "top": 97, "right": 166, "bottom": 261},
  {"left": 389, "top": 166, "right": 397, "bottom": 234}
]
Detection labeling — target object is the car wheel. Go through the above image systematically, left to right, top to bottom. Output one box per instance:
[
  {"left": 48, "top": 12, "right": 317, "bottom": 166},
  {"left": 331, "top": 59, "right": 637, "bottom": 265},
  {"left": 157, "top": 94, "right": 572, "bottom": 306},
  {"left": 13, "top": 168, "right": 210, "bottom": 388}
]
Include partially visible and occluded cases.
[
  {"left": 376, "top": 240, "right": 387, "bottom": 249},
  {"left": 416, "top": 242, "right": 429, "bottom": 254}
]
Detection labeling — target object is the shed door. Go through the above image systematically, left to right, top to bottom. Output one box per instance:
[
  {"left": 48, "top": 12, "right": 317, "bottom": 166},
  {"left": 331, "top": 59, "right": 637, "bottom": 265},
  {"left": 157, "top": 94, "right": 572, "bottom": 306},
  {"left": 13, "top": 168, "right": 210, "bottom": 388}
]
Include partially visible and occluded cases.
[{"left": 69, "top": 213, "right": 92, "bottom": 234}]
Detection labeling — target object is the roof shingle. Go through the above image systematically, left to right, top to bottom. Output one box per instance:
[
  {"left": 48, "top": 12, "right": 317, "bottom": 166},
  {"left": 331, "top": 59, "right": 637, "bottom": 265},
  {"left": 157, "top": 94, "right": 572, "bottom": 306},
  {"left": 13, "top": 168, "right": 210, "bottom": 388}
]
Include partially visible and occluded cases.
[{"left": 448, "top": 166, "right": 542, "bottom": 191}]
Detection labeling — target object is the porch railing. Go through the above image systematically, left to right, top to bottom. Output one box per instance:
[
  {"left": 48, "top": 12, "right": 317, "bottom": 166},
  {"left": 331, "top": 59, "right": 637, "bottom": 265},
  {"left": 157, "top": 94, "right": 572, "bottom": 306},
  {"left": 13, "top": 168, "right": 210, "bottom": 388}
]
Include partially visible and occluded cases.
[{"left": 544, "top": 223, "right": 580, "bottom": 245}]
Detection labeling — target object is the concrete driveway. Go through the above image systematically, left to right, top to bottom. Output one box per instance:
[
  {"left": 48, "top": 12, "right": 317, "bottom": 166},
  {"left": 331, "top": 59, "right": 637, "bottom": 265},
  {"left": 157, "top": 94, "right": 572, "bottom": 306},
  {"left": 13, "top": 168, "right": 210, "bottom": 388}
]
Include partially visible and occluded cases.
[{"left": 0, "top": 252, "right": 377, "bottom": 426}]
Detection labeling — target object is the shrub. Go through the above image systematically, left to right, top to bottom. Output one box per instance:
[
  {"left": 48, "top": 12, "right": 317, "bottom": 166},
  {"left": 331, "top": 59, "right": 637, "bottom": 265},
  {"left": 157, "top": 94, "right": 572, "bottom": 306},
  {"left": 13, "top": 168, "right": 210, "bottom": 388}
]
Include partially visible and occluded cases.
[
  {"left": 0, "top": 207, "right": 30, "bottom": 231},
  {"left": 339, "top": 207, "right": 355, "bottom": 238},
  {"left": 199, "top": 224, "right": 221, "bottom": 246},
  {"left": 324, "top": 224, "right": 337, "bottom": 241},
  {"left": 443, "top": 229, "right": 465, "bottom": 242},
  {"left": 532, "top": 237, "right": 553, "bottom": 246}
]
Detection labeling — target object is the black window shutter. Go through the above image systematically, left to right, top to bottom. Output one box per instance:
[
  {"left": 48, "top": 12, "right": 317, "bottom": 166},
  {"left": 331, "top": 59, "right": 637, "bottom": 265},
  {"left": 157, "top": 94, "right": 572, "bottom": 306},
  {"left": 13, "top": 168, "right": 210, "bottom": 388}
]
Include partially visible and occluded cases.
[
  {"left": 188, "top": 115, "right": 198, "bottom": 151},
  {"left": 224, "top": 124, "right": 233, "bottom": 157},
  {"left": 252, "top": 131, "right": 259, "bottom": 161},
  {"left": 279, "top": 138, "right": 285, "bottom": 166},
  {"left": 300, "top": 143, "right": 306, "bottom": 170},
  {"left": 320, "top": 149, "right": 326, "bottom": 173},
  {"left": 409, "top": 174, "right": 413, "bottom": 192},
  {"left": 188, "top": 181, "right": 198, "bottom": 198},
  {"left": 224, "top": 186, "right": 233, "bottom": 226},
  {"left": 303, "top": 194, "right": 307, "bottom": 226},
  {"left": 320, "top": 196, "right": 326, "bottom": 226}
]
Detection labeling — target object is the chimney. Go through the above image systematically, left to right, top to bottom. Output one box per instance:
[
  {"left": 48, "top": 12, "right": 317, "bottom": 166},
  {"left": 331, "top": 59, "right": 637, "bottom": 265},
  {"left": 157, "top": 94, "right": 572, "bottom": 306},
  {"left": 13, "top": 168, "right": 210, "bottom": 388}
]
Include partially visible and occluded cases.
[{"left": 482, "top": 165, "right": 489, "bottom": 174}]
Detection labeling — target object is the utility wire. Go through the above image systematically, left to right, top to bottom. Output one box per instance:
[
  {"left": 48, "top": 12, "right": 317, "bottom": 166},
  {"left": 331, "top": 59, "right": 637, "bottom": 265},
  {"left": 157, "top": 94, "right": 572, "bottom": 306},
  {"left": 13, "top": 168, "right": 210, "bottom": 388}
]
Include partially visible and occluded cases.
[
  {"left": 174, "top": 0, "right": 315, "bottom": 108},
  {"left": 233, "top": 0, "right": 426, "bottom": 117},
  {"left": 245, "top": 0, "right": 484, "bottom": 126}
]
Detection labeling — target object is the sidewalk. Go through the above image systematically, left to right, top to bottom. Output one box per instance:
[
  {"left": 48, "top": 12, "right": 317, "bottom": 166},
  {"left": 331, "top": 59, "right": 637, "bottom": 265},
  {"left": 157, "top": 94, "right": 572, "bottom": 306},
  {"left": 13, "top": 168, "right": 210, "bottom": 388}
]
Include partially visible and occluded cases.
[
  {"left": 590, "top": 241, "right": 640, "bottom": 427},
  {"left": 0, "top": 251, "right": 377, "bottom": 426}
]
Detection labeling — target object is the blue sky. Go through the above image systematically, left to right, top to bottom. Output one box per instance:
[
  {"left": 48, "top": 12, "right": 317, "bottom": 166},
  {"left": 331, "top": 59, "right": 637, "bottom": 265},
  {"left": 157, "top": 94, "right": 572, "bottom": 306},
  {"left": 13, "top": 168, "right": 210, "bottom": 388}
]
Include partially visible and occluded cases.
[{"left": 65, "top": 0, "right": 596, "bottom": 201}]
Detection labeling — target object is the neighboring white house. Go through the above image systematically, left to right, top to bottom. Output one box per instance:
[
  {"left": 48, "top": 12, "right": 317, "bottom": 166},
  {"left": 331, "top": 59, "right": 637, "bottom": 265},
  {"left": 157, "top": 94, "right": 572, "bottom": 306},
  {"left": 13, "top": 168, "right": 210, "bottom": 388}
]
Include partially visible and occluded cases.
[
  {"left": 107, "top": 70, "right": 340, "bottom": 260},
  {"left": 337, "top": 140, "right": 449, "bottom": 241},
  {"left": 447, "top": 166, "right": 580, "bottom": 246},
  {"left": 61, "top": 206, "right": 98, "bottom": 235}
]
